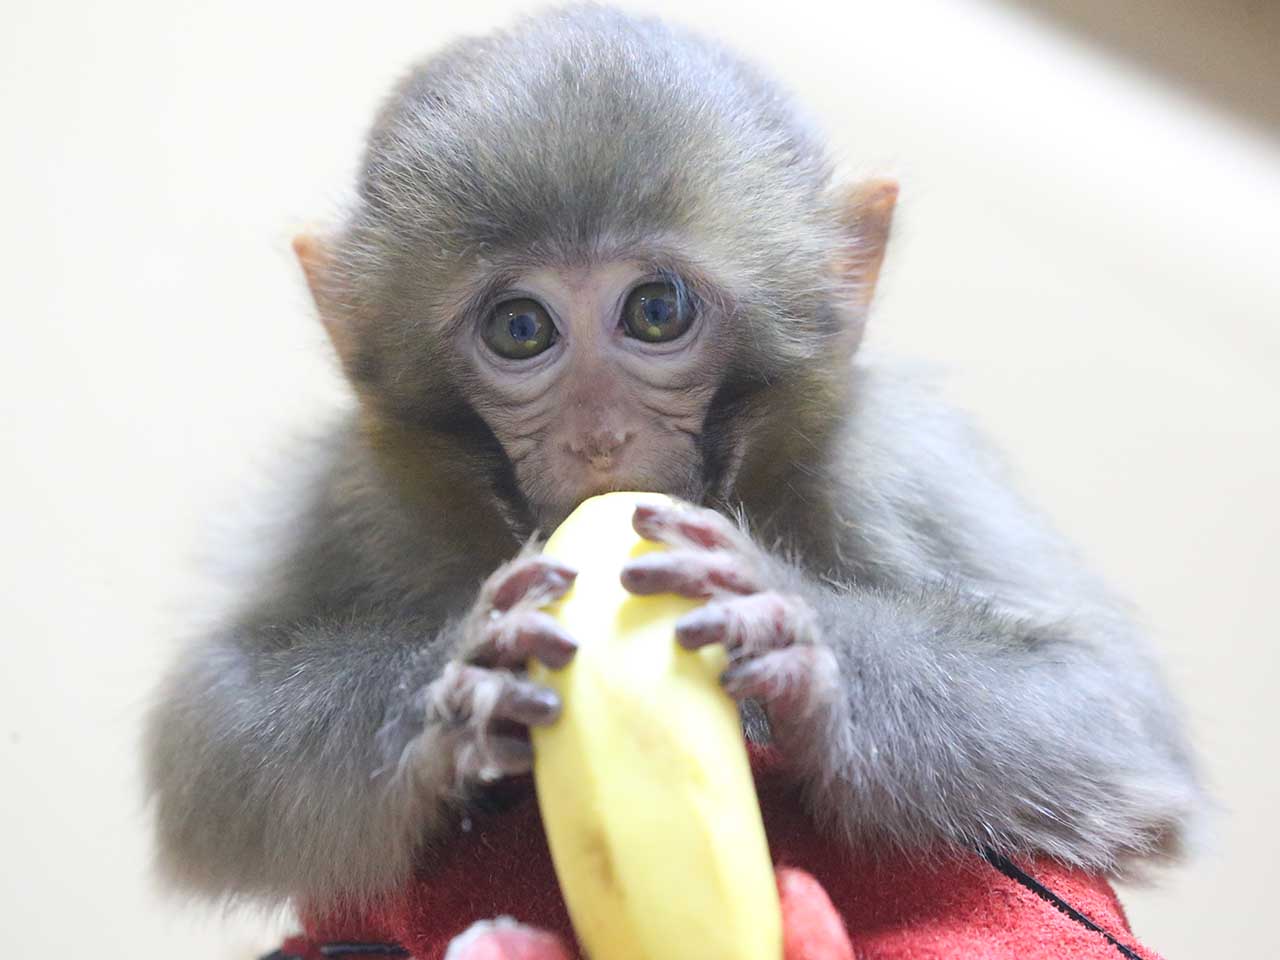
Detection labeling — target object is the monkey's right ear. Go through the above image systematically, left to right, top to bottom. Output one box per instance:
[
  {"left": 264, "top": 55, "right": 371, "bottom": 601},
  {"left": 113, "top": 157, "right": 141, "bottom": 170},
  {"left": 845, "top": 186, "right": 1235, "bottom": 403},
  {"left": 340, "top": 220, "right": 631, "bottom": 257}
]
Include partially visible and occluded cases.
[
  {"left": 836, "top": 178, "right": 898, "bottom": 313},
  {"left": 293, "top": 232, "right": 359, "bottom": 370}
]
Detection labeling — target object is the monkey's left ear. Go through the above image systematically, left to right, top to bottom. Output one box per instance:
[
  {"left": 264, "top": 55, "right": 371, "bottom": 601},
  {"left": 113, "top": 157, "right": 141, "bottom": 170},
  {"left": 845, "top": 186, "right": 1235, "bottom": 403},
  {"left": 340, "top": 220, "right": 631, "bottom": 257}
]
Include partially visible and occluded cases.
[
  {"left": 835, "top": 178, "right": 898, "bottom": 312},
  {"left": 293, "top": 232, "right": 360, "bottom": 372}
]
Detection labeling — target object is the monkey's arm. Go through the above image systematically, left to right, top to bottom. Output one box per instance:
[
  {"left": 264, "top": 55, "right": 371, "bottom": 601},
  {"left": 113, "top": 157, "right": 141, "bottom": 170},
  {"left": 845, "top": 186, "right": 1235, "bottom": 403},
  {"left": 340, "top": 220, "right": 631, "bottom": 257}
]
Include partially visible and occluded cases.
[
  {"left": 800, "top": 370, "right": 1201, "bottom": 869},
  {"left": 145, "top": 549, "right": 575, "bottom": 906},
  {"left": 793, "top": 579, "right": 1200, "bottom": 872},
  {"left": 144, "top": 615, "right": 454, "bottom": 905}
]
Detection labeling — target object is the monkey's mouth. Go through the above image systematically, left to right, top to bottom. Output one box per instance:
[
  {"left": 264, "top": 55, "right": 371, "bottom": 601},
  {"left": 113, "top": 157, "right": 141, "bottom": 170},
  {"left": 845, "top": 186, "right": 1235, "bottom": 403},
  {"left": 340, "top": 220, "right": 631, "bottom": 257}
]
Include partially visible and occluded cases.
[
  {"left": 516, "top": 438, "right": 704, "bottom": 530},
  {"left": 557, "top": 467, "right": 701, "bottom": 519},
  {"left": 526, "top": 473, "right": 668, "bottom": 533},
  {"left": 560, "top": 475, "right": 643, "bottom": 513}
]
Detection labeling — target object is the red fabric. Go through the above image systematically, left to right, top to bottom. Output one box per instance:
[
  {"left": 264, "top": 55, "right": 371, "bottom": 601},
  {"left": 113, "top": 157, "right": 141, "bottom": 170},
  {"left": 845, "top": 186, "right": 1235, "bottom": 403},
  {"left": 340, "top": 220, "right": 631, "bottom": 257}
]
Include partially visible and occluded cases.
[{"left": 290, "top": 750, "right": 1162, "bottom": 960}]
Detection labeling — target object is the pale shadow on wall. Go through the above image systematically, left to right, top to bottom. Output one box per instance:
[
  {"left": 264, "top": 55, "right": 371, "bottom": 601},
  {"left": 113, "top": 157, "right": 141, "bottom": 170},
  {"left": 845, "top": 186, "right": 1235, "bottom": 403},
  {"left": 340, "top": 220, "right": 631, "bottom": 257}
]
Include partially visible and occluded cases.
[{"left": 1003, "top": 0, "right": 1280, "bottom": 135}]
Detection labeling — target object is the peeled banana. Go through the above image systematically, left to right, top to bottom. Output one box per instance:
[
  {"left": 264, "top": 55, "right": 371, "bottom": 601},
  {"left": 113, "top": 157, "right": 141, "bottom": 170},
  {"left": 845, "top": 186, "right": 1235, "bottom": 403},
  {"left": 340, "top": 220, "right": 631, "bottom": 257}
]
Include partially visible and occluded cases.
[{"left": 529, "top": 491, "right": 782, "bottom": 960}]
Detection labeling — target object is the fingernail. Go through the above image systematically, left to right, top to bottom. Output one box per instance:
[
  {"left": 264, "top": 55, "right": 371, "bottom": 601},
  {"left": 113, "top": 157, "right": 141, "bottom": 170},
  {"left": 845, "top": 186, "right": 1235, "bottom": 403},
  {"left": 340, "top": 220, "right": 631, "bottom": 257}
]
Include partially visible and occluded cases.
[
  {"left": 632, "top": 503, "right": 666, "bottom": 535},
  {"left": 620, "top": 559, "right": 659, "bottom": 593},
  {"left": 620, "top": 560, "right": 646, "bottom": 581},
  {"left": 543, "top": 566, "right": 576, "bottom": 589},
  {"left": 530, "top": 570, "right": 576, "bottom": 605},
  {"left": 545, "top": 575, "right": 573, "bottom": 598},
  {"left": 677, "top": 606, "right": 724, "bottom": 649},
  {"left": 541, "top": 629, "right": 578, "bottom": 668},
  {"left": 525, "top": 688, "right": 562, "bottom": 722}
]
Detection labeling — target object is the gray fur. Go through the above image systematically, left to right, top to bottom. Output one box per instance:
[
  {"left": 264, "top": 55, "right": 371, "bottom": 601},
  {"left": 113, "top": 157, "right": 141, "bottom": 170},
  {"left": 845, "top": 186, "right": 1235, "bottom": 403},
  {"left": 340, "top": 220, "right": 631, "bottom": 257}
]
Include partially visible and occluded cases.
[
  {"left": 144, "top": 3, "right": 1203, "bottom": 910},
  {"left": 760, "top": 360, "right": 1203, "bottom": 874}
]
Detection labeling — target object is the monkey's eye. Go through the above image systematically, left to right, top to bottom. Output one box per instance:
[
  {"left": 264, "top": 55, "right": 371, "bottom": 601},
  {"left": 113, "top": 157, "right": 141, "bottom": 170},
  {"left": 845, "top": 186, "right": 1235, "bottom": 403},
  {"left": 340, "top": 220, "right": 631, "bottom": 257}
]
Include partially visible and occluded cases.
[
  {"left": 621, "top": 281, "right": 693, "bottom": 343},
  {"left": 483, "top": 298, "right": 557, "bottom": 359}
]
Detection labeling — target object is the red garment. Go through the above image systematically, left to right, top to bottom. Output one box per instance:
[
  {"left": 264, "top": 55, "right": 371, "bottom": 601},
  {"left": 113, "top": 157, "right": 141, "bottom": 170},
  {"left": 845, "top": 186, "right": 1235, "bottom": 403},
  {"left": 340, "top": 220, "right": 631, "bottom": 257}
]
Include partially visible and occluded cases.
[{"left": 277, "top": 752, "right": 1161, "bottom": 960}]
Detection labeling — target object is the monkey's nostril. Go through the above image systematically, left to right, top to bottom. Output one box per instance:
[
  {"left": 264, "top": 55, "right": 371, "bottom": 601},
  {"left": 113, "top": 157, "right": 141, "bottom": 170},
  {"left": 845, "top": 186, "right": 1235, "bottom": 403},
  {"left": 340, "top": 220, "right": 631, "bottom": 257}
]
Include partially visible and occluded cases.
[
  {"left": 571, "top": 431, "right": 633, "bottom": 471},
  {"left": 573, "top": 431, "right": 630, "bottom": 454}
]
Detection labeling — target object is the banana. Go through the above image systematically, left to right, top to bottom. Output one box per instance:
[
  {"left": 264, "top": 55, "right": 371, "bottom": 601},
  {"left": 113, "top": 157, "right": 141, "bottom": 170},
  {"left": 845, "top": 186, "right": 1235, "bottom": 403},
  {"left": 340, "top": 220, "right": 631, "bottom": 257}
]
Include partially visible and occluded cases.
[{"left": 529, "top": 492, "right": 782, "bottom": 960}]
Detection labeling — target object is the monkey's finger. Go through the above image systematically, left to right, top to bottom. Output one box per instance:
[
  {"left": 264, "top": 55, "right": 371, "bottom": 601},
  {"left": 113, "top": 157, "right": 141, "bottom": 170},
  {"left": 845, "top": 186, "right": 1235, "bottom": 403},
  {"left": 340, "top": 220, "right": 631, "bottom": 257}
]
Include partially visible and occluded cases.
[
  {"left": 632, "top": 501, "right": 744, "bottom": 552},
  {"left": 620, "top": 550, "right": 763, "bottom": 598},
  {"left": 483, "top": 555, "right": 578, "bottom": 613},
  {"left": 677, "top": 591, "right": 818, "bottom": 655},
  {"left": 470, "top": 609, "right": 578, "bottom": 670},
  {"left": 721, "top": 646, "right": 839, "bottom": 719},
  {"left": 430, "top": 664, "right": 560, "bottom": 728},
  {"left": 492, "top": 676, "right": 562, "bottom": 727},
  {"left": 456, "top": 735, "right": 536, "bottom": 783},
  {"left": 776, "top": 868, "right": 856, "bottom": 960},
  {"left": 445, "top": 918, "right": 575, "bottom": 960}
]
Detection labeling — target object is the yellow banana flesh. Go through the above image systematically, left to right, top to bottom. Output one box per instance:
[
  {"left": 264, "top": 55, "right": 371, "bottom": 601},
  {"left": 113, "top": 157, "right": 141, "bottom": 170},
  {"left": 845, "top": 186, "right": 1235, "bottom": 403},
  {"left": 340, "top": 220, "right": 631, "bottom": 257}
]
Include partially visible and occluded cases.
[{"left": 529, "top": 492, "right": 782, "bottom": 960}]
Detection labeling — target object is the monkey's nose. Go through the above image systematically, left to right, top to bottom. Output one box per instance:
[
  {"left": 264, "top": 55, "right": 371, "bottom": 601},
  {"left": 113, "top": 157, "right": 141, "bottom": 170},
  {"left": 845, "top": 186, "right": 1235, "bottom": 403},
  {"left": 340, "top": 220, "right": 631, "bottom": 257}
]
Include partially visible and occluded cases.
[{"left": 569, "top": 430, "right": 632, "bottom": 471}]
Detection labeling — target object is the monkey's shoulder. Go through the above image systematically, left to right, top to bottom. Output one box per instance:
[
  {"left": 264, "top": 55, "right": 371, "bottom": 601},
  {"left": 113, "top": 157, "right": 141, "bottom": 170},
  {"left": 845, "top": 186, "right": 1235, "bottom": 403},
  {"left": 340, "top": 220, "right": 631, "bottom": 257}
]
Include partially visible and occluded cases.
[{"left": 827, "top": 356, "right": 1102, "bottom": 602}]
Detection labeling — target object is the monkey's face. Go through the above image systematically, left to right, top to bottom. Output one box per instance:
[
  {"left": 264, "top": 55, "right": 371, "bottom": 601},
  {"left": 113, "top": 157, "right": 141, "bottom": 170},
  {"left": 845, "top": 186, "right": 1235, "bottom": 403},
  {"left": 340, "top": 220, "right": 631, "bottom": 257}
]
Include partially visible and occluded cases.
[
  {"left": 302, "top": 6, "right": 894, "bottom": 535},
  {"left": 459, "top": 260, "right": 726, "bottom": 530}
]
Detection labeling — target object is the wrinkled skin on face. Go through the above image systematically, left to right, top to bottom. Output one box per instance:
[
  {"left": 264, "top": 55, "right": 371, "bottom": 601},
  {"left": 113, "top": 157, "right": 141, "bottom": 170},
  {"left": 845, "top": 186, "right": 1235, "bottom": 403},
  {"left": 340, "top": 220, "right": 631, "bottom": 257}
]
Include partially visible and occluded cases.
[{"left": 460, "top": 262, "right": 726, "bottom": 530}]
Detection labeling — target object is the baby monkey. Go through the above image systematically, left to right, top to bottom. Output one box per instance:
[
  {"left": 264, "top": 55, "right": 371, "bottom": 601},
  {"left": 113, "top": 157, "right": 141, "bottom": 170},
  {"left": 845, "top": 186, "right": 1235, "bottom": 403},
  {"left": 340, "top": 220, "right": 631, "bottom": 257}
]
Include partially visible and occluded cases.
[{"left": 145, "top": 2, "right": 1202, "bottom": 925}]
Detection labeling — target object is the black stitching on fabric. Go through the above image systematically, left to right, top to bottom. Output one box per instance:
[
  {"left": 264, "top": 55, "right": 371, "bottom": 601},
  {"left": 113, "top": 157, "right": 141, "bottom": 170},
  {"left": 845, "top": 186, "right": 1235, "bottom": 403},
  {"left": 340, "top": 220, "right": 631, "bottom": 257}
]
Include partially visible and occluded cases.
[{"left": 981, "top": 849, "right": 1144, "bottom": 960}]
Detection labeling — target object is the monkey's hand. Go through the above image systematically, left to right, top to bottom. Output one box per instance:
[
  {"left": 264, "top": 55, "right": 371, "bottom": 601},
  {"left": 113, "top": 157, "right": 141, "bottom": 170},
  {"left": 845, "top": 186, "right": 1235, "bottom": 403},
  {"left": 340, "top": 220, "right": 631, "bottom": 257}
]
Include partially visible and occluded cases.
[
  {"left": 620, "top": 501, "right": 837, "bottom": 744},
  {"left": 390, "top": 555, "right": 579, "bottom": 787},
  {"left": 444, "top": 918, "right": 574, "bottom": 960}
]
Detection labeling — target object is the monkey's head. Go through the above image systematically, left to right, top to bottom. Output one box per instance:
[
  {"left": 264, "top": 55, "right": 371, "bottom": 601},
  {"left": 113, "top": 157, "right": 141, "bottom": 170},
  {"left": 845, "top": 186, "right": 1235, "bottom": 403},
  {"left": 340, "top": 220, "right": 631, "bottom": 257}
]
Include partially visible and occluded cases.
[{"left": 296, "top": 6, "right": 895, "bottom": 533}]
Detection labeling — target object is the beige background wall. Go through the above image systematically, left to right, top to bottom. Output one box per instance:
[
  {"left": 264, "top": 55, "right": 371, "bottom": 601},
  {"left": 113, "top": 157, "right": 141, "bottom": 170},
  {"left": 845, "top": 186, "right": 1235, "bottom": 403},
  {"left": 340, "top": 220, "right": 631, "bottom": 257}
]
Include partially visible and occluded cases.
[{"left": 2, "top": 1, "right": 1276, "bottom": 956}]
